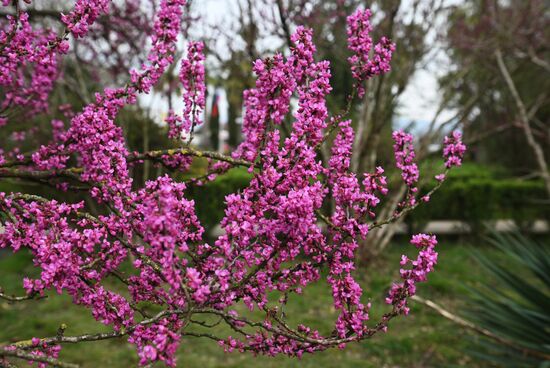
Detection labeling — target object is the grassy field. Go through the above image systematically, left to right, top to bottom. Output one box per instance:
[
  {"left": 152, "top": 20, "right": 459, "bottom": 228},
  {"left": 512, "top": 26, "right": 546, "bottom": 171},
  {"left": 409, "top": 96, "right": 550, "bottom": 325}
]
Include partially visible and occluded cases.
[{"left": 0, "top": 240, "right": 502, "bottom": 367}]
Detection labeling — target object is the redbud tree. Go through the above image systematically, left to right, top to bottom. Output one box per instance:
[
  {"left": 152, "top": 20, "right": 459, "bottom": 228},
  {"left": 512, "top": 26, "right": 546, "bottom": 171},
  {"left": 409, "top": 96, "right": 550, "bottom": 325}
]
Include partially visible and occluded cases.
[{"left": 0, "top": 1, "right": 465, "bottom": 367}]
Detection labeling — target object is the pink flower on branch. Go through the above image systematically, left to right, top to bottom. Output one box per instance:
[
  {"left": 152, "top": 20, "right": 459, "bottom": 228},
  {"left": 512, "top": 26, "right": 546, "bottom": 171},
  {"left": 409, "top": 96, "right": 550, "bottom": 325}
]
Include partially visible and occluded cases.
[
  {"left": 346, "top": 9, "right": 396, "bottom": 97},
  {"left": 167, "top": 41, "right": 206, "bottom": 140},
  {"left": 443, "top": 131, "right": 467, "bottom": 168},
  {"left": 386, "top": 234, "right": 439, "bottom": 315}
]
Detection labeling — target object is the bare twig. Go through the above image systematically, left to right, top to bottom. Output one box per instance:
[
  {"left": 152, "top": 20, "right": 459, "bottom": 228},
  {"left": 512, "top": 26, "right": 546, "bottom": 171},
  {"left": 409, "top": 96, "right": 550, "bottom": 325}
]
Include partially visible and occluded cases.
[{"left": 412, "top": 295, "right": 550, "bottom": 361}]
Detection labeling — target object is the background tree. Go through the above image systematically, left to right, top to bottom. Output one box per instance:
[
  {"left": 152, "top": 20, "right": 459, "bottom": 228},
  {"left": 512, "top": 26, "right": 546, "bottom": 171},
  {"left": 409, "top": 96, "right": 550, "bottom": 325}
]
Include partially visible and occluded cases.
[{"left": 442, "top": 0, "right": 550, "bottom": 196}]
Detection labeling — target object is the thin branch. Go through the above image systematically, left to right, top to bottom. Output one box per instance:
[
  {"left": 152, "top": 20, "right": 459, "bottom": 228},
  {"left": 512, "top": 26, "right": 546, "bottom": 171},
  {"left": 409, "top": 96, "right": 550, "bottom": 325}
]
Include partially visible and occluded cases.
[
  {"left": 275, "top": 0, "right": 292, "bottom": 48},
  {"left": 0, "top": 9, "right": 66, "bottom": 19},
  {"left": 527, "top": 47, "right": 550, "bottom": 73},
  {"left": 130, "top": 147, "right": 256, "bottom": 168},
  {"left": 369, "top": 169, "right": 450, "bottom": 231},
  {"left": 0, "top": 289, "right": 44, "bottom": 303},
  {"left": 412, "top": 295, "right": 550, "bottom": 361},
  {"left": 0, "top": 347, "right": 78, "bottom": 368}
]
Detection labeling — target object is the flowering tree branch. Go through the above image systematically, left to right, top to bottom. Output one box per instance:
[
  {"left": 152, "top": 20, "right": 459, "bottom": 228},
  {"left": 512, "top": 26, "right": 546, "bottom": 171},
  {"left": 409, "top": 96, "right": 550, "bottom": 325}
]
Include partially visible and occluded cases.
[{"left": 0, "top": 1, "right": 466, "bottom": 367}]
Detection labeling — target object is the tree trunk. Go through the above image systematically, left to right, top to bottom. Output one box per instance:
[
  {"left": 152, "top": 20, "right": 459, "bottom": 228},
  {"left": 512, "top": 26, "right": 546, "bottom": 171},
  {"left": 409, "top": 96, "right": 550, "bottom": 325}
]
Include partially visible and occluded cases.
[{"left": 495, "top": 49, "right": 550, "bottom": 198}]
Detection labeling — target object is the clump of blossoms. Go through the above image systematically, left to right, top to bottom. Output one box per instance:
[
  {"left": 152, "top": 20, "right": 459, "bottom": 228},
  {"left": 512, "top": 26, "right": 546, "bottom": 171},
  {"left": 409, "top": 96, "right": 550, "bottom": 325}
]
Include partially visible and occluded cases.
[
  {"left": 61, "top": 0, "right": 110, "bottom": 38},
  {"left": 0, "top": 3, "right": 465, "bottom": 368},
  {"left": 346, "top": 8, "right": 396, "bottom": 97},
  {"left": 0, "top": 12, "right": 63, "bottom": 119},
  {"left": 166, "top": 41, "right": 206, "bottom": 140},
  {"left": 392, "top": 130, "right": 420, "bottom": 207},
  {"left": 443, "top": 131, "right": 467, "bottom": 168},
  {"left": 386, "top": 234, "right": 438, "bottom": 315}
]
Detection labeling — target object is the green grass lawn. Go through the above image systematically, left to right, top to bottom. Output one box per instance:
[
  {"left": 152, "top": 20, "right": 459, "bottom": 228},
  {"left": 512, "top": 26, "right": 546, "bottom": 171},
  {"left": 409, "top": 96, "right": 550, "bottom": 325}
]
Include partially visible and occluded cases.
[{"left": 0, "top": 240, "right": 501, "bottom": 367}]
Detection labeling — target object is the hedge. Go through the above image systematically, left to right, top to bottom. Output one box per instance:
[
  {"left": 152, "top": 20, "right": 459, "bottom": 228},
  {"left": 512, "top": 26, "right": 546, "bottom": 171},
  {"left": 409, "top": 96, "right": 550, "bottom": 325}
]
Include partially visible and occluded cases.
[
  {"left": 186, "top": 168, "right": 252, "bottom": 232},
  {"left": 409, "top": 178, "right": 549, "bottom": 229}
]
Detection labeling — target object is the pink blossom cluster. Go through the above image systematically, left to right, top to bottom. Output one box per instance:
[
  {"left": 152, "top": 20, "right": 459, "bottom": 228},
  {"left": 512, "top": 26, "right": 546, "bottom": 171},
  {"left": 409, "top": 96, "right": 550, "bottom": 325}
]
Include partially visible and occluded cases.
[
  {"left": 0, "top": 0, "right": 113, "bottom": 125},
  {"left": 0, "top": 0, "right": 114, "bottom": 183},
  {"left": 32, "top": 0, "right": 189, "bottom": 198},
  {"left": 61, "top": 0, "right": 110, "bottom": 38},
  {"left": 74, "top": 0, "right": 156, "bottom": 80},
  {"left": 130, "top": 0, "right": 188, "bottom": 94},
  {"left": 0, "top": 3, "right": 466, "bottom": 367},
  {"left": 346, "top": 9, "right": 396, "bottom": 97},
  {"left": 0, "top": 13, "right": 60, "bottom": 120},
  {"left": 167, "top": 41, "right": 206, "bottom": 140},
  {"left": 233, "top": 54, "right": 295, "bottom": 162},
  {"left": 325, "top": 119, "right": 389, "bottom": 338},
  {"left": 329, "top": 120, "right": 389, "bottom": 235},
  {"left": 392, "top": 129, "right": 422, "bottom": 208},
  {"left": 392, "top": 130, "right": 419, "bottom": 188},
  {"left": 443, "top": 130, "right": 467, "bottom": 168},
  {"left": 158, "top": 152, "right": 194, "bottom": 171},
  {"left": 386, "top": 234, "right": 438, "bottom": 315},
  {"left": 129, "top": 316, "right": 183, "bottom": 366},
  {"left": 3, "top": 338, "right": 62, "bottom": 368},
  {"left": 31, "top": 339, "right": 62, "bottom": 368}
]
